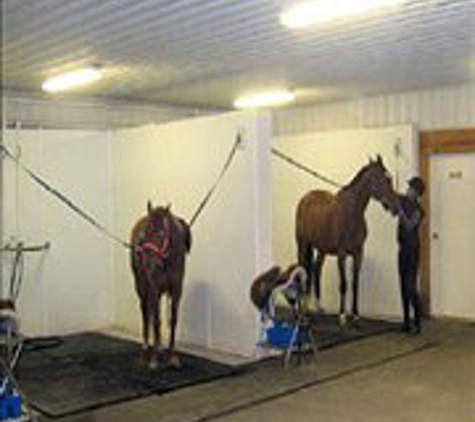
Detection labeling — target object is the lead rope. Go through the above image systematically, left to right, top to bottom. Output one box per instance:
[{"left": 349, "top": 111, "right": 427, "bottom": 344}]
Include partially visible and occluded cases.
[
  {"left": 1, "top": 134, "right": 243, "bottom": 249},
  {"left": 188, "top": 134, "right": 242, "bottom": 227},
  {"left": 0, "top": 142, "right": 131, "bottom": 249},
  {"left": 272, "top": 147, "right": 342, "bottom": 189}
]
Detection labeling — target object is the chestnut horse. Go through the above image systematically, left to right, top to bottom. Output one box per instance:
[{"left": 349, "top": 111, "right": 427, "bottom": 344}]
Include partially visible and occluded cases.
[
  {"left": 296, "top": 156, "right": 399, "bottom": 325},
  {"left": 130, "top": 202, "right": 191, "bottom": 368}
]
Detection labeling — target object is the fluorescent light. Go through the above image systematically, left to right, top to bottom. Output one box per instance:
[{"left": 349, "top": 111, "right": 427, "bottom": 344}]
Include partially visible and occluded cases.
[
  {"left": 280, "top": 0, "right": 408, "bottom": 28},
  {"left": 42, "top": 66, "right": 103, "bottom": 92},
  {"left": 234, "top": 90, "right": 296, "bottom": 109}
]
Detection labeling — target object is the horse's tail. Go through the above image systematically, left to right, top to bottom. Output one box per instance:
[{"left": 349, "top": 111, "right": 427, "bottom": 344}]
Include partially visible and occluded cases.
[
  {"left": 179, "top": 218, "right": 192, "bottom": 253},
  {"left": 297, "top": 241, "right": 314, "bottom": 293}
]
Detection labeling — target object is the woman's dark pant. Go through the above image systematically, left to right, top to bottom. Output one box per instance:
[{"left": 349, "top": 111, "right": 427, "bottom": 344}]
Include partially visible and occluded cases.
[{"left": 398, "top": 246, "right": 422, "bottom": 331}]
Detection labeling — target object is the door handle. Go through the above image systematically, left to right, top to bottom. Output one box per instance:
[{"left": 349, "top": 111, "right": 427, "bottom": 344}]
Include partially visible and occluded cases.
[{"left": 432, "top": 232, "right": 439, "bottom": 240}]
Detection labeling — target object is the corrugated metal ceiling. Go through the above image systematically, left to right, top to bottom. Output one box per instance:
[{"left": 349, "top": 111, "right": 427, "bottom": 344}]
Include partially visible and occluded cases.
[{"left": 3, "top": 0, "right": 475, "bottom": 108}]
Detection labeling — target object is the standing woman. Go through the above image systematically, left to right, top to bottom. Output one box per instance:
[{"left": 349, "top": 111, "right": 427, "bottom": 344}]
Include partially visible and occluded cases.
[{"left": 398, "top": 176, "right": 425, "bottom": 334}]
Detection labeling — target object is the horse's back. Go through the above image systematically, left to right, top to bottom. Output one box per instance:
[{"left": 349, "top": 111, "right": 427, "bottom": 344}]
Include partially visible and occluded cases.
[
  {"left": 296, "top": 190, "right": 339, "bottom": 250},
  {"left": 296, "top": 190, "right": 336, "bottom": 231}
]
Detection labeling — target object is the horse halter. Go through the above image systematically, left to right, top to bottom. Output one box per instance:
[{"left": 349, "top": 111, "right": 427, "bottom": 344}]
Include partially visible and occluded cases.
[
  {"left": 373, "top": 169, "right": 398, "bottom": 213},
  {"left": 137, "top": 216, "right": 171, "bottom": 269}
]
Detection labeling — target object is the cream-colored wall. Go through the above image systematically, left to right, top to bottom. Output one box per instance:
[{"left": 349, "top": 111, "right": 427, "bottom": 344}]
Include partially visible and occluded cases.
[
  {"left": 274, "top": 84, "right": 475, "bottom": 136},
  {"left": 112, "top": 111, "right": 273, "bottom": 357},
  {"left": 1, "top": 112, "right": 273, "bottom": 357},
  {"left": 273, "top": 125, "right": 418, "bottom": 318},
  {"left": 1, "top": 129, "right": 114, "bottom": 336}
]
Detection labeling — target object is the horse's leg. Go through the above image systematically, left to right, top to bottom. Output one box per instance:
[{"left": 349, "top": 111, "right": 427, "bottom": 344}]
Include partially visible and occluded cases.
[
  {"left": 297, "top": 241, "right": 313, "bottom": 294},
  {"left": 299, "top": 241, "right": 315, "bottom": 311},
  {"left": 351, "top": 250, "right": 363, "bottom": 323},
  {"left": 313, "top": 252, "right": 326, "bottom": 312},
  {"left": 337, "top": 253, "right": 348, "bottom": 327},
  {"left": 133, "top": 264, "right": 151, "bottom": 362},
  {"left": 168, "top": 291, "right": 182, "bottom": 368},
  {"left": 149, "top": 292, "right": 162, "bottom": 369},
  {"left": 140, "top": 298, "right": 150, "bottom": 354}
]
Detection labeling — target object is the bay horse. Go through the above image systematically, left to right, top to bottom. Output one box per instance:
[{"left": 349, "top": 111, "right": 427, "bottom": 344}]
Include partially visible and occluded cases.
[
  {"left": 296, "top": 155, "right": 399, "bottom": 326},
  {"left": 130, "top": 202, "right": 191, "bottom": 369}
]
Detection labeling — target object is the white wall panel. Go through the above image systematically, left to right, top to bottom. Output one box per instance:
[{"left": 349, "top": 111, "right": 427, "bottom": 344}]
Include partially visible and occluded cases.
[
  {"left": 274, "top": 84, "right": 475, "bottom": 136},
  {"left": 1, "top": 111, "right": 272, "bottom": 356},
  {"left": 112, "top": 111, "right": 273, "bottom": 357},
  {"left": 1, "top": 129, "right": 114, "bottom": 336}
]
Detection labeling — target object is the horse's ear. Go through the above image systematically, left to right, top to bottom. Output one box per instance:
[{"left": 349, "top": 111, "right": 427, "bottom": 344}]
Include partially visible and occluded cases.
[
  {"left": 376, "top": 154, "right": 383, "bottom": 164},
  {"left": 368, "top": 155, "right": 374, "bottom": 164},
  {"left": 147, "top": 201, "right": 153, "bottom": 215},
  {"left": 165, "top": 203, "right": 172, "bottom": 213}
]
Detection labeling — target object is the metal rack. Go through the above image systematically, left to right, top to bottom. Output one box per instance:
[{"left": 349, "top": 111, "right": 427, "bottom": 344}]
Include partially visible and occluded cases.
[
  {"left": 0, "top": 241, "right": 50, "bottom": 422},
  {"left": 1, "top": 242, "right": 50, "bottom": 303}
]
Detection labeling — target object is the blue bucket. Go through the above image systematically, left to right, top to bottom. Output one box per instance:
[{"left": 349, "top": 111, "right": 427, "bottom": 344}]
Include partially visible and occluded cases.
[
  {"left": 266, "top": 321, "right": 308, "bottom": 348},
  {"left": 0, "top": 394, "right": 22, "bottom": 419}
]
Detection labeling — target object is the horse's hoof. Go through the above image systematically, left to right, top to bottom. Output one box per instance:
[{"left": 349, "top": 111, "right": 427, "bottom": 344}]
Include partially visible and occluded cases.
[
  {"left": 315, "top": 300, "right": 325, "bottom": 314},
  {"left": 316, "top": 305, "right": 326, "bottom": 314},
  {"left": 339, "top": 313, "right": 348, "bottom": 328},
  {"left": 349, "top": 314, "right": 360, "bottom": 328},
  {"left": 141, "top": 346, "right": 151, "bottom": 363},
  {"left": 169, "top": 355, "right": 181, "bottom": 368},
  {"left": 148, "top": 357, "right": 159, "bottom": 370}
]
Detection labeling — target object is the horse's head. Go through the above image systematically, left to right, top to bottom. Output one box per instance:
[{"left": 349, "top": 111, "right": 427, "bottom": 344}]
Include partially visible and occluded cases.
[
  {"left": 363, "top": 155, "right": 399, "bottom": 215},
  {"left": 139, "top": 201, "right": 172, "bottom": 270},
  {"left": 147, "top": 201, "right": 172, "bottom": 243}
]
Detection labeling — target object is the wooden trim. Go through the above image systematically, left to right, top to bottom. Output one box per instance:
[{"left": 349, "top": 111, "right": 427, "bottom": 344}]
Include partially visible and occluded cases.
[{"left": 419, "top": 129, "right": 475, "bottom": 315}]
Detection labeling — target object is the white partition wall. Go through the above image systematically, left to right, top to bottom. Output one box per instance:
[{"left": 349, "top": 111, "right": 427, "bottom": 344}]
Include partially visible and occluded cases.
[
  {"left": 112, "top": 111, "right": 273, "bottom": 357},
  {"left": 0, "top": 112, "right": 272, "bottom": 356},
  {"left": 1, "top": 116, "right": 416, "bottom": 352},
  {"left": 273, "top": 125, "right": 418, "bottom": 318},
  {"left": 1, "top": 130, "right": 114, "bottom": 336}
]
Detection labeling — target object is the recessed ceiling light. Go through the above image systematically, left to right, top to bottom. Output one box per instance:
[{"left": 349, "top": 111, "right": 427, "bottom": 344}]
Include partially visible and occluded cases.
[
  {"left": 280, "top": 0, "right": 408, "bottom": 28},
  {"left": 42, "top": 66, "right": 103, "bottom": 92},
  {"left": 234, "top": 90, "right": 296, "bottom": 109}
]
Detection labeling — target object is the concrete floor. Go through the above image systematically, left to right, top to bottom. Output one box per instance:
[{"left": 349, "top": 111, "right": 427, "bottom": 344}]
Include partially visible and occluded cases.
[
  {"left": 37, "top": 319, "right": 475, "bottom": 422},
  {"left": 213, "top": 320, "right": 475, "bottom": 422}
]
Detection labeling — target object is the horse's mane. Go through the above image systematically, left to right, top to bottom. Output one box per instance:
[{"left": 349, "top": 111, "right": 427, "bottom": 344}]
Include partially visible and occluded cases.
[{"left": 340, "top": 163, "right": 371, "bottom": 192}]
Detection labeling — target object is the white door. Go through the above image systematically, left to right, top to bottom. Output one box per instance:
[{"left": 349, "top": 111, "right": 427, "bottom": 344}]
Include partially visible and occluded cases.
[{"left": 430, "top": 152, "right": 475, "bottom": 319}]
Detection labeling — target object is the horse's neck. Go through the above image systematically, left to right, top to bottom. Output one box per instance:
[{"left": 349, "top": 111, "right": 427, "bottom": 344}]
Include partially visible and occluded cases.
[{"left": 339, "top": 179, "right": 371, "bottom": 218}]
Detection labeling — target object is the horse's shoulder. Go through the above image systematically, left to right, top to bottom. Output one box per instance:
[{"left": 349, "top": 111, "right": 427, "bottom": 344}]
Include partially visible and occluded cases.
[{"left": 131, "top": 215, "right": 149, "bottom": 242}]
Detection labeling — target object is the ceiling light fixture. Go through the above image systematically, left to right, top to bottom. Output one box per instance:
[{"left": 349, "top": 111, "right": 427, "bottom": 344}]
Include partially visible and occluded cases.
[
  {"left": 280, "top": 0, "right": 408, "bottom": 28},
  {"left": 42, "top": 66, "right": 103, "bottom": 92},
  {"left": 234, "top": 90, "right": 296, "bottom": 109}
]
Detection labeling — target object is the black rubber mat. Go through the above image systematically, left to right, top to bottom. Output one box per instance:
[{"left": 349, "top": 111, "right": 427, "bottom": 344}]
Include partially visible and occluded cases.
[
  {"left": 310, "top": 313, "right": 400, "bottom": 350},
  {"left": 16, "top": 332, "right": 240, "bottom": 418}
]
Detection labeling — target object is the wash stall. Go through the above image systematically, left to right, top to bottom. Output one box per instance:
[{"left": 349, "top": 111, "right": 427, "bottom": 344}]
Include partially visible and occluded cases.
[
  {"left": 1, "top": 110, "right": 273, "bottom": 358},
  {"left": 1, "top": 111, "right": 419, "bottom": 360},
  {"left": 273, "top": 125, "right": 419, "bottom": 317}
]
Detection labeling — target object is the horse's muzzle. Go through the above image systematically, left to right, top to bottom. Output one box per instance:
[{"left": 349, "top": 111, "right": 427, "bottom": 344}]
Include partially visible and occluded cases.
[{"left": 382, "top": 199, "right": 399, "bottom": 216}]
